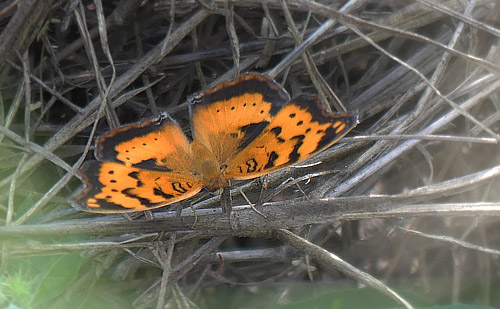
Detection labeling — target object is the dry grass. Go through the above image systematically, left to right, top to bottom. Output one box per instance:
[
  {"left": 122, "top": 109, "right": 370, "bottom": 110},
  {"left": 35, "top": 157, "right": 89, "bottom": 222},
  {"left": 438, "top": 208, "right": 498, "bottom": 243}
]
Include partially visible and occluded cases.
[{"left": 0, "top": 0, "right": 499, "bottom": 308}]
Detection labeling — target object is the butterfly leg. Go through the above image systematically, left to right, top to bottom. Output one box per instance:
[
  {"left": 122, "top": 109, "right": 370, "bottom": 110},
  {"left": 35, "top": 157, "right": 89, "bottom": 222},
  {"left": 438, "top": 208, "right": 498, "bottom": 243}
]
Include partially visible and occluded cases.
[
  {"left": 220, "top": 187, "right": 232, "bottom": 215},
  {"left": 220, "top": 188, "right": 238, "bottom": 232}
]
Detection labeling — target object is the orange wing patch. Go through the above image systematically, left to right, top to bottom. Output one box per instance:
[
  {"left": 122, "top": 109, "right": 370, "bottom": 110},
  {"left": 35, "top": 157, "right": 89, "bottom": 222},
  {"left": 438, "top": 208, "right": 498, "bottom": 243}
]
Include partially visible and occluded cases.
[
  {"left": 72, "top": 73, "right": 358, "bottom": 213},
  {"left": 190, "top": 73, "right": 290, "bottom": 166},
  {"left": 95, "top": 116, "right": 193, "bottom": 172}
]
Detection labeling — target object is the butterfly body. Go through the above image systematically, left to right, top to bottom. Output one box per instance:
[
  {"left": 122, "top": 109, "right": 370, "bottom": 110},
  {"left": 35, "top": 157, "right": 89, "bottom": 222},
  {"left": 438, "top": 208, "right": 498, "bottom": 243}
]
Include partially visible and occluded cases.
[
  {"left": 71, "top": 73, "right": 358, "bottom": 213},
  {"left": 190, "top": 140, "right": 228, "bottom": 192}
]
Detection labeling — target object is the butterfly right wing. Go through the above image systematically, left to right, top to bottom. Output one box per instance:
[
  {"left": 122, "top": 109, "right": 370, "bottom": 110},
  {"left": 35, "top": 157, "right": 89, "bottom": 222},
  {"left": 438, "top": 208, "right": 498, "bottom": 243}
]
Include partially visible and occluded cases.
[{"left": 225, "top": 94, "right": 358, "bottom": 180}]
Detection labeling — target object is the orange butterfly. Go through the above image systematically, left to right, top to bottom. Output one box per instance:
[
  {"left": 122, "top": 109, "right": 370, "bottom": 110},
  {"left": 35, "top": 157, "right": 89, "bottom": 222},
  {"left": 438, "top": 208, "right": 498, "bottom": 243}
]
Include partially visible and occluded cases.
[{"left": 71, "top": 73, "right": 358, "bottom": 213}]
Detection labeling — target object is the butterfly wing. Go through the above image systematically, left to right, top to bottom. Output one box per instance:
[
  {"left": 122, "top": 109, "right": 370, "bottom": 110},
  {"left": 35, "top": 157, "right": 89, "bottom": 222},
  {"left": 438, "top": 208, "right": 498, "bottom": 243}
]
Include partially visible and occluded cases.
[
  {"left": 190, "top": 73, "right": 290, "bottom": 164},
  {"left": 225, "top": 94, "right": 358, "bottom": 180},
  {"left": 72, "top": 115, "right": 202, "bottom": 213},
  {"left": 95, "top": 115, "right": 194, "bottom": 172},
  {"left": 71, "top": 161, "right": 202, "bottom": 213}
]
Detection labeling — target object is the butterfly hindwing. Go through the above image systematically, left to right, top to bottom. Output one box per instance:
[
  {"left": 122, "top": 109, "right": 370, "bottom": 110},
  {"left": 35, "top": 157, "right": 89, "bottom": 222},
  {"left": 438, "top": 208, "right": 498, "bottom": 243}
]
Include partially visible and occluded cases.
[
  {"left": 190, "top": 73, "right": 290, "bottom": 164},
  {"left": 225, "top": 94, "right": 358, "bottom": 180},
  {"left": 71, "top": 161, "right": 202, "bottom": 213}
]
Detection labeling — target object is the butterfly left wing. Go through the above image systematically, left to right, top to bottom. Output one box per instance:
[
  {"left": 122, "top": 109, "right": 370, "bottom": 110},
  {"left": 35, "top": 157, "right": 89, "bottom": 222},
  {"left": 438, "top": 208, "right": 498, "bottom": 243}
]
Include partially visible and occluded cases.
[
  {"left": 225, "top": 94, "right": 358, "bottom": 180},
  {"left": 95, "top": 114, "right": 194, "bottom": 173},
  {"left": 72, "top": 115, "right": 202, "bottom": 213},
  {"left": 71, "top": 161, "right": 203, "bottom": 213}
]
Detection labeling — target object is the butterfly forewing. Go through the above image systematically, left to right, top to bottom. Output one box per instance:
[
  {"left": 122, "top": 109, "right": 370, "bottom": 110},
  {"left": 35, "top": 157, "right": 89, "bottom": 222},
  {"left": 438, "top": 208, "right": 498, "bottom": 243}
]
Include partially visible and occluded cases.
[
  {"left": 190, "top": 73, "right": 290, "bottom": 165},
  {"left": 225, "top": 94, "right": 357, "bottom": 180},
  {"left": 96, "top": 116, "right": 194, "bottom": 173}
]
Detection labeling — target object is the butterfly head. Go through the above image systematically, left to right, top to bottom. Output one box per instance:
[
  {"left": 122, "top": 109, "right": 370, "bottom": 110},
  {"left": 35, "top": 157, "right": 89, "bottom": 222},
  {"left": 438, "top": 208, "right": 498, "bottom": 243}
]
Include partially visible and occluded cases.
[
  {"left": 190, "top": 140, "right": 229, "bottom": 191},
  {"left": 196, "top": 160, "right": 229, "bottom": 192}
]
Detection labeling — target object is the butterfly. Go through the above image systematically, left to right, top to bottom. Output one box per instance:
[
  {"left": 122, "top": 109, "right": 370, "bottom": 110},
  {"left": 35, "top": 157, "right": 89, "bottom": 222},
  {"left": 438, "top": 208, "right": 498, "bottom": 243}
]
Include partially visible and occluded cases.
[{"left": 70, "top": 73, "right": 358, "bottom": 213}]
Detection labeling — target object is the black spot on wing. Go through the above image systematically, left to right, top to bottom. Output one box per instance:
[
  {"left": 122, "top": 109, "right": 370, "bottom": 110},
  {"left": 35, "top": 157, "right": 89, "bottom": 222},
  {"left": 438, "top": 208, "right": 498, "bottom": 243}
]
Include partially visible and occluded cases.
[
  {"left": 236, "top": 121, "right": 270, "bottom": 151},
  {"left": 269, "top": 126, "right": 286, "bottom": 144},
  {"left": 270, "top": 126, "right": 282, "bottom": 136},
  {"left": 288, "top": 135, "right": 305, "bottom": 164},
  {"left": 265, "top": 151, "right": 279, "bottom": 169},
  {"left": 132, "top": 158, "right": 173, "bottom": 172},
  {"left": 245, "top": 158, "right": 258, "bottom": 173},
  {"left": 128, "top": 171, "right": 144, "bottom": 187},
  {"left": 172, "top": 182, "right": 188, "bottom": 194},
  {"left": 153, "top": 187, "right": 175, "bottom": 199},
  {"left": 122, "top": 188, "right": 156, "bottom": 208}
]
